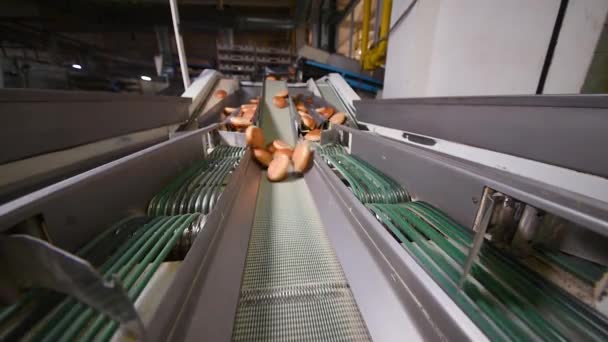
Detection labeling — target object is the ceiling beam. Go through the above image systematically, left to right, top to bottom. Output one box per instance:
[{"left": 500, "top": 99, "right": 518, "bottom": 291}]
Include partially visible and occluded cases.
[{"left": 2, "top": 3, "right": 295, "bottom": 32}]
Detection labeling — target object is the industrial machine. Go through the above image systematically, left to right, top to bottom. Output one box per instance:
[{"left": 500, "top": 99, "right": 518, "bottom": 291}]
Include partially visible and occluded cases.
[{"left": 1, "top": 72, "right": 607, "bottom": 341}]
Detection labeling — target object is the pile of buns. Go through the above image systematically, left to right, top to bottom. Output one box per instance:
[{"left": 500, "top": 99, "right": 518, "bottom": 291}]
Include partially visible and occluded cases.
[
  {"left": 219, "top": 86, "right": 348, "bottom": 140},
  {"left": 214, "top": 89, "right": 227, "bottom": 99},
  {"left": 272, "top": 89, "right": 289, "bottom": 109},
  {"left": 292, "top": 95, "right": 346, "bottom": 142},
  {"left": 221, "top": 96, "right": 260, "bottom": 131},
  {"left": 245, "top": 126, "right": 313, "bottom": 182}
]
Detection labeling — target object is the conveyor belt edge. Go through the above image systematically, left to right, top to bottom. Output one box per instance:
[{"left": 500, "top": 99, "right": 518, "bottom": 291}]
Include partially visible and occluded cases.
[
  {"left": 147, "top": 149, "right": 261, "bottom": 342},
  {"left": 308, "top": 153, "right": 488, "bottom": 341}
]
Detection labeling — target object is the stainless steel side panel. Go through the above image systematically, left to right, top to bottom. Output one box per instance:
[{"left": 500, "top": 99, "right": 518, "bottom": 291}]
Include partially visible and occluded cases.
[
  {"left": 0, "top": 88, "right": 190, "bottom": 164},
  {"left": 355, "top": 95, "right": 608, "bottom": 179},
  {"left": 0, "top": 125, "right": 217, "bottom": 252},
  {"left": 147, "top": 150, "right": 261, "bottom": 342}
]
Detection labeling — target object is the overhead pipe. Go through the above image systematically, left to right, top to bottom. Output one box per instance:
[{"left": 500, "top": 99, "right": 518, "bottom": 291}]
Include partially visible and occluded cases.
[{"left": 238, "top": 17, "right": 296, "bottom": 30}]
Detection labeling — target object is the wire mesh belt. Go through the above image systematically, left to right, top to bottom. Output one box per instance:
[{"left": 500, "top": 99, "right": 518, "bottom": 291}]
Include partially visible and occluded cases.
[
  {"left": 318, "top": 144, "right": 409, "bottom": 203},
  {"left": 147, "top": 146, "right": 244, "bottom": 216},
  {"left": 232, "top": 178, "right": 370, "bottom": 341},
  {"left": 367, "top": 202, "right": 608, "bottom": 341},
  {"left": 0, "top": 214, "right": 204, "bottom": 341}
]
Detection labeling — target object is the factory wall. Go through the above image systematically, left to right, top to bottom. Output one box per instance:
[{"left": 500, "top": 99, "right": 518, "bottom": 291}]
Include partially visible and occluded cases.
[
  {"left": 383, "top": 0, "right": 608, "bottom": 98},
  {"left": 546, "top": 0, "right": 608, "bottom": 93},
  {"left": 581, "top": 22, "right": 608, "bottom": 93}
]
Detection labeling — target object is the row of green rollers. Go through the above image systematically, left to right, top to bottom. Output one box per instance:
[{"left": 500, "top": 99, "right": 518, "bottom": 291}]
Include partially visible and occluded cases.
[
  {"left": 317, "top": 144, "right": 409, "bottom": 204},
  {"left": 148, "top": 146, "right": 245, "bottom": 216},
  {"left": 0, "top": 214, "right": 203, "bottom": 341}
]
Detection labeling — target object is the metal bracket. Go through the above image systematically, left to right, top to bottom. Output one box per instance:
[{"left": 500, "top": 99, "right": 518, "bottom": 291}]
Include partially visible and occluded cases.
[
  {"left": 458, "top": 188, "right": 498, "bottom": 288},
  {"left": 0, "top": 234, "right": 144, "bottom": 338}
]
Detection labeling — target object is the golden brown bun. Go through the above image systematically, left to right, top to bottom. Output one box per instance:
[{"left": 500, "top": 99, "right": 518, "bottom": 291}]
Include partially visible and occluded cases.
[
  {"left": 215, "top": 89, "right": 227, "bottom": 99},
  {"left": 275, "top": 89, "right": 289, "bottom": 98},
  {"left": 272, "top": 96, "right": 288, "bottom": 109},
  {"left": 296, "top": 103, "right": 308, "bottom": 113},
  {"left": 240, "top": 104, "right": 257, "bottom": 110},
  {"left": 224, "top": 107, "right": 237, "bottom": 114},
  {"left": 241, "top": 107, "right": 256, "bottom": 117},
  {"left": 316, "top": 107, "right": 335, "bottom": 119},
  {"left": 243, "top": 112, "right": 255, "bottom": 121},
  {"left": 329, "top": 112, "right": 346, "bottom": 125},
  {"left": 301, "top": 114, "right": 316, "bottom": 130},
  {"left": 230, "top": 116, "right": 251, "bottom": 128},
  {"left": 245, "top": 126, "right": 265, "bottom": 149},
  {"left": 304, "top": 129, "right": 321, "bottom": 142},
  {"left": 271, "top": 139, "right": 293, "bottom": 158},
  {"left": 272, "top": 140, "right": 291, "bottom": 150},
  {"left": 292, "top": 141, "right": 312, "bottom": 173},
  {"left": 266, "top": 142, "right": 276, "bottom": 154},
  {"left": 253, "top": 148, "right": 272, "bottom": 167},
  {"left": 273, "top": 148, "right": 293, "bottom": 159},
  {"left": 267, "top": 154, "right": 290, "bottom": 181}
]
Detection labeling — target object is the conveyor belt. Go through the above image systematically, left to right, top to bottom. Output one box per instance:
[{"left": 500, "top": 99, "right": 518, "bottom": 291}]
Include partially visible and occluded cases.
[
  {"left": 232, "top": 81, "right": 370, "bottom": 341},
  {"left": 317, "top": 143, "right": 608, "bottom": 341},
  {"left": 319, "top": 144, "right": 409, "bottom": 203},
  {"left": 148, "top": 146, "right": 244, "bottom": 216},
  {"left": 368, "top": 202, "right": 608, "bottom": 341},
  {"left": 0, "top": 214, "right": 203, "bottom": 341},
  {"left": 36, "top": 215, "right": 200, "bottom": 341},
  {"left": 535, "top": 246, "right": 608, "bottom": 286}
]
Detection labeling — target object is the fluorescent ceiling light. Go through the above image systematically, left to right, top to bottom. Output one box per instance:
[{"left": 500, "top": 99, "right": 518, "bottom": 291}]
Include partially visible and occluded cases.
[
  {"left": 72, "top": 64, "right": 82, "bottom": 70},
  {"left": 141, "top": 75, "right": 152, "bottom": 81}
]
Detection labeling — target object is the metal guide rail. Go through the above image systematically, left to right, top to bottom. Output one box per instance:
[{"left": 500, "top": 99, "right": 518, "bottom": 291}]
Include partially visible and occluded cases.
[
  {"left": 231, "top": 80, "right": 371, "bottom": 341},
  {"left": 317, "top": 143, "right": 608, "bottom": 341},
  {"left": 0, "top": 144, "right": 246, "bottom": 340}
]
